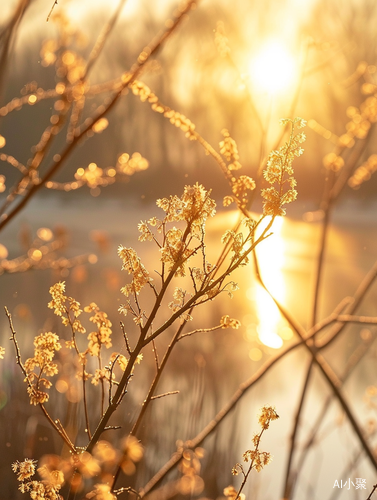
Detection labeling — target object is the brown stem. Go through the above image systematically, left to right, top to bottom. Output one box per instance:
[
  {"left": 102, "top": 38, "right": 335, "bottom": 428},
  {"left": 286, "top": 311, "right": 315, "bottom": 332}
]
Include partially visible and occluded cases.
[
  {"left": 0, "top": 0, "right": 197, "bottom": 233},
  {"left": 0, "top": 0, "right": 30, "bottom": 100},
  {"left": 46, "top": 0, "right": 58, "bottom": 22},
  {"left": 83, "top": 0, "right": 128, "bottom": 79},
  {"left": 283, "top": 169, "right": 334, "bottom": 499},
  {"left": 311, "top": 171, "right": 334, "bottom": 328},
  {"left": 144, "top": 218, "right": 275, "bottom": 347},
  {"left": 318, "top": 258, "right": 377, "bottom": 350},
  {"left": 254, "top": 262, "right": 377, "bottom": 471},
  {"left": 5, "top": 306, "right": 76, "bottom": 453},
  {"left": 111, "top": 317, "right": 189, "bottom": 491},
  {"left": 140, "top": 332, "right": 316, "bottom": 497},
  {"left": 292, "top": 334, "right": 376, "bottom": 499},
  {"left": 98, "top": 353, "right": 105, "bottom": 417},
  {"left": 282, "top": 360, "right": 313, "bottom": 500},
  {"left": 82, "top": 365, "right": 92, "bottom": 440},
  {"left": 235, "top": 428, "right": 267, "bottom": 500},
  {"left": 366, "top": 484, "right": 377, "bottom": 500}
]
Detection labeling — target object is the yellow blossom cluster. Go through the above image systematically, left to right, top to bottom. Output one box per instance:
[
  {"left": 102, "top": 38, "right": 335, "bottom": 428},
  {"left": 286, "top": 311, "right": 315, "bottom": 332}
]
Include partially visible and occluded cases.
[
  {"left": 130, "top": 80, "right": 196, "bottom": 139},
  {"left": 316, "top": 95, "right": 377, "bottom": 178},
  {"left": 163, "top": 109, "right": 196, "bottom": 139},
  {"left": 262, "top": 117, "right": 306, "bottom": 216},
  {"left": 220, "top": 129, "right": 242, "bottom": 171},
  {"left": 218, "top": 130, "right": 256, "bottom": 209},
  {"left": 44, "top": 152, "right": 149, "bottom": 194},
  {"left": 348, "top": 154, "right": 377, "bottom": 189},
  {"left": 230, "top": 175, "right": 256, "bottom": 207},
  {"left": 157, "top": 183, "right": 216, "bottom": 230},
  {"left": 154, "top": 184, "right": 216, "bottom": 277},
  {"left": 137, "top": 220, "right": 155, "bottom": 242},
  {"left": 160, "top": 226, "right": 195, "bottom": 278},
  {"left": 221, "top": 229, "right": 249, "bottom": 264},
  {"left": 118, "top": 247, "right": 152, "bottom": 298},
  {"left": 48, "top": 281, "right": 86, "bottom": 333},
  {"left": 168, "top": 287, "right": 187, "bottom": 313},
  {"left": 168, "top": 287, "right": 193, "bottom": 320},
  {"left": 84, "top": 303, "right": 113, "bottom": 357},
  {"left": 220, "top": 315, "right": 241, "bottom": 329},
  {"left": 24, "top": 332, "right": 62, "bottom": 405},
  {"left": 0, "top": 346, "right": 4, "bottom": 359},
  {"left": 109, "top": 352, "right": 129, "bottom": 371},
  {"left": 91, "top": 368, "right": 113, "bottom": 386},
  {"left": 230, "top": 404, "right": 278, "bottom": 496},
  {"left": 258, "top": 405, "right": 279, "bottom": 429},
  {"left": 33, "top": 441, "right": 120, "bottom": 496},
  {"left": 242, "top": 449, "right": 272, "bottom": 472},
  {"left": 12, "top": 458, "right": 63, "bottom": 499},
  {"left": 12, "top": 459, "right": 38, "bottom": 482}
]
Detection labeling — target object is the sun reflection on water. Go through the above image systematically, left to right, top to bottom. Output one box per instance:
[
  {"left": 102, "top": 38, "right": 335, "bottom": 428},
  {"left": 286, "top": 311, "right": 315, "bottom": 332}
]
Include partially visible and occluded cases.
[{"left": 251, "top": 216, "right": 293, "bottom": 349}]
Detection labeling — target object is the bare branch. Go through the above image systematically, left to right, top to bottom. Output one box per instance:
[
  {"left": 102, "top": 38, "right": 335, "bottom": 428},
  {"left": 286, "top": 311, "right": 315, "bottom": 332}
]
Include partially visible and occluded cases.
[
  {"left": 46, "top": 0, "right": 58, "bottom": 22},
  {"left": 150, "top": 391, "right": 179, "bottom": 400}
]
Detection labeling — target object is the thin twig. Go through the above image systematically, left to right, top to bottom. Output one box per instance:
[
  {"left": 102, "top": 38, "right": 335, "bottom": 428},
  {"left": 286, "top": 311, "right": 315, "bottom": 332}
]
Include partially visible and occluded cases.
[
  {"left": 0, "top": 0, "right": 198, "bottom": 233},
  {"left": 46, "top": 0, "right": 58, "bottom": 22},
  {"left": 318, "top": 258, "right": 377, "bottom": 349},
  {"left": 253, "top": 259, "right": 377, "bottom": 471},
  {"left": 5, "top": 306, "right": 76, "bottom": 453},
  {"left": 178, "top": 324, "right": 222, "bottom": 340},
  {"left": 139, "top": 332, "right": 317, "bottom": 497},
  {"left": 291, "top": 332, "right": 376, "bottom": 497},
  {"left": 152, "top": 339, "right": 159, "bottom": 371},
  {"left": 109, "top": 354, "right": 121, "bottom": 406},
  {"left": 282, "top": 361, "right": 314, "bottom": 500},
  {"left": 82, "top": 366, "right": 92, "bottom": 440},
  {"left": 150, "top": 391, "right": 179, "bottom": 400},
  {"left": 366, "top": 484, "right": 377, "bottom": 500}
]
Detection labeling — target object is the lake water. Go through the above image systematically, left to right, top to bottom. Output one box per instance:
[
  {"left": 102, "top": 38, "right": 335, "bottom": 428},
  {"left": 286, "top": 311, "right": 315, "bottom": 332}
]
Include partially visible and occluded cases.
[{"left": 1, "top": 194, "right": 377, "bottom": 500}]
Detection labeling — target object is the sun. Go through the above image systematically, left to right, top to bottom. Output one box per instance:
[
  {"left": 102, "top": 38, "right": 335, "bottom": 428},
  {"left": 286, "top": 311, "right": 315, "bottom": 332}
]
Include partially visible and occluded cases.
[{"left": 249, "top": 40, "right": 297, "bottom": 95}]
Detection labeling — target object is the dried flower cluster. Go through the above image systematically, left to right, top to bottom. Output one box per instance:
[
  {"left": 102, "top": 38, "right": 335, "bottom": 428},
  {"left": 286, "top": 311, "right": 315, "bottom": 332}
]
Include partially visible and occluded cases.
[
  {"left": 0, "top": 4, "right": 300, "bottom": 500},
  {"left": 311, "top": 79, "right": 377, "bottom": 187},
  {"left": 129, "top": 80, "right": 309, "bottom": 217},
  {"left": 130, "top": 80, "right": 196, "bottom": 140},
  {"left": 262, "top": 118, "right": 306, "bottom": 216},
  {"left": 218, "top": 129, "right": 257, "bottom": 209},
  {"left": 220, "top": 129, "right": 242, "bottom": 172},
  {"left": 85, "top": 302, "right": 113, "bottom": 357},
  {"left": 24, "top": 332, "right": 62, "bottom": 405},
  {"left": 225, "top": 406, "right": 279, "bottom": 500},
  {"left": 11, "top": 436, "right": 144, "bottom": 499},
  {"left": 12, "top": 459, "right": 63, "bottom": 499}
]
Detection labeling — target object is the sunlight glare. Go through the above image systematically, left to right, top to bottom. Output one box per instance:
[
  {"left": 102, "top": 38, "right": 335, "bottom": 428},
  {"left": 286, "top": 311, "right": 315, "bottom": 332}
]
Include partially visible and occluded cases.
[
  {"left": 249, "top": 41, "right": 297, "bottom": 95},
  {"left": 255, "top": 217, "right": 285, "bottom": 349}
]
